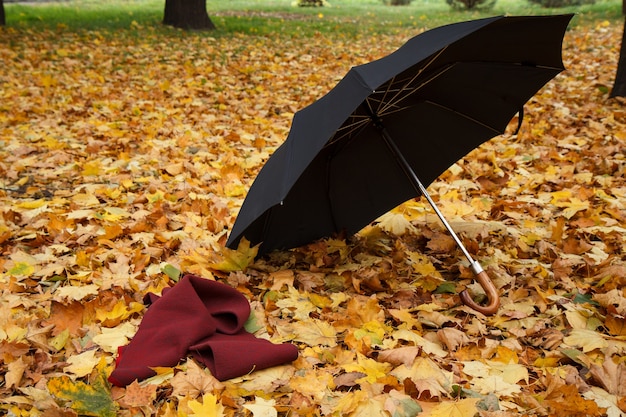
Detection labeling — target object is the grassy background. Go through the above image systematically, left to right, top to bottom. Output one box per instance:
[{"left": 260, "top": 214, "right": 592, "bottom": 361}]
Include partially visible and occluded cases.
[{"left": 3, "top": 0, "right": 623, "bottom": 35}]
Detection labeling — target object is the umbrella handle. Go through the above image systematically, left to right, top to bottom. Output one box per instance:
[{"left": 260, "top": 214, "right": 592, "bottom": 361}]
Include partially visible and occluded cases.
[{"left": 459, "top": 270, "right": 500, "bottom": 315}]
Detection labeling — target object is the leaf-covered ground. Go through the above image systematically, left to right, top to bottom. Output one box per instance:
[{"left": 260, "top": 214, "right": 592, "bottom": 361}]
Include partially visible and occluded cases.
[{"left": 1, "top": 18, "right": 626, "bottom": 417}]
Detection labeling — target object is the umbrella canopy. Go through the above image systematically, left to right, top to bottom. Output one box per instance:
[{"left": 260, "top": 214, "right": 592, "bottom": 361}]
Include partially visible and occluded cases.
[{"left": 228, "top": 14, "right": 571, "bottom": 254}]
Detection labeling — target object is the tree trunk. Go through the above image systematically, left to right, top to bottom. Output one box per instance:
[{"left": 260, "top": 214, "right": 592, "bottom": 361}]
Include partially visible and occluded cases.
[
  {"left": 1, "top": 0, "right": 6, "bottom": 27},
  {"left": 163, "top": 0, "right": 215, "bottom": 30},
  {"left": 610, "top": 6, "right": 626, "bottom": 97}
]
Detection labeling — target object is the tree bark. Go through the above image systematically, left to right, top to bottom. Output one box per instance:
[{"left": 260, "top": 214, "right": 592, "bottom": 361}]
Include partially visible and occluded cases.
[
  {"left": 1, "top": 0, "right": 6, "bottom": 27},
  {"left": 163, "top": 0, "right": 215, "bottom": 31},
  {"left": 610, "top": 5, "right": 626, "bottom": 97}
]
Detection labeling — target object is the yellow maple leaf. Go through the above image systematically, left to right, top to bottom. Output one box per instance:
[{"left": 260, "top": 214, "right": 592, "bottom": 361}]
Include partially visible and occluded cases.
[
  {"left": 81, "top": 160, "right": 103, "bottom": 176},
  {"left": 559, "top": 198, "right": 590, "bottom": 219},
  {"left": 99, "top": 207, "right": 131, "bottom": 222},
  {"left": 377, "top": 212, "right": 416, "bottom": 235},
  {"left": 209, "top": 237, "right": 258, "bottom": 272},
  {"left": 407, "top": 251, "right": 442, "bottom": 278},
  {"left": 275, "top": 288, "right": 318, "bottom": 321},
  {"left": 95, "top": 299, "right": 144, "bottom": 326},
  {"left": 283, "top": 318, "right": 337, "bottom": 347},
  {"left": 352, "top": 320, "right": 390, "bottom": 346},
  {"left": 92, "top": 322, "right": 137, "bottom": 354},
  {"left": 392, "top": 328, "right": 448, "bottom": 357},
  {"left": 563, "top": 329, "right": 608, "bottom": 353},
  {"left": 64, "top": 350, "right": 101, "bottom": 378},
  {"left": 341, "top": 352, "right": 392, "bottom": 384},
  {"left": 391, "top": 357, "right": 452, "bottom": 398},
  {"left": 232, "top": 366, "right": 296, "bottom": 394},
  {"left": 289, "top": 370, "right": 335, "bottom": 401},
  {"left": 334, "top": 389, "right": 387, "bottom": 416},
  {"left": 188, "top": 393, "right": 225, "bottom": 417},
  {"left": 243, "top": 396, "right": 278, "bottom": 417},
  {"left": 429, "top": 398, "right": 480, "bottom": 417}
]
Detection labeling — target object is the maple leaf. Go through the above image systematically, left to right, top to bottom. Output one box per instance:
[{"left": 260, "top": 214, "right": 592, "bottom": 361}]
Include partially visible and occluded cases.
[
  {"left": 376, "top": 212, "right": 417, "bottom": 235},
  {"left": 208, "top": 237, "right": 258, "bottom": 272},
  {"left": 95, "top": 299, "right": 144, "bottom": 327},
  {"left": 280, "top": 318, "right": 338, "bottom": 346},
  {"left": 563, "top": 329, "right": 609, "bottom": 353},
  {"left": 378, "top": 346, "right": 420, "bottom": 367},
  {"left": 64, "top": 350, "right": 101, "bottom": 378},
  {"left": 341, "top": 352, "right": 392, "bottom": 384},
  {"left": 589, "top": 355, "right": 626, "bottom": 396},
  {"left": 5, "top": 356, "right": 28, "bottom": 389},
  {"left": 391, "top": 357, "right": 452, "bottom": 399},
  {"left": 47, "top": 359, "right": 117, "bottom": 417},
  {"left": 171, "top": 360, "right": 224, "bottom": 398},
  {"left": 289, "top": 369, "right": 336, "bottom": 402},
  {"left": 113, "top": 380, "right": 157, "bottom": 410},
  {"left": 542, "top": 380, "right": 606, "bottom": 417},
  {"left": 582, "top": 387, "right": 624, "bottom": 417},
  {"left": 334, "top": 389, "right": 387, "bottom": 416},
  {"left": 383, "top": 390, "right": 422, "bottom": 417},
  {"left": 187, "top": 393, "right": 225, "bottom": 417},
  {"left": 243, "top": 396, "right": 278, "bottom": 417},
  {"left": 428, "top": 398, "right": 480, "bottom": 417}
]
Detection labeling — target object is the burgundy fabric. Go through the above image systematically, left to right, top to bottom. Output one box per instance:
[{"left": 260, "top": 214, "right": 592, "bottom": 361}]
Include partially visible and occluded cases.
[
  {"left": 108, "top": 274, "right": 298, "bottom": 386},
  {"left": 189, "top": 332, "right": 302, "bottom": 380}
]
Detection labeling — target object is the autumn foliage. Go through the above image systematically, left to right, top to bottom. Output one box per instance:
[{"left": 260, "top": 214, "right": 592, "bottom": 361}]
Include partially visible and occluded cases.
[{"left": 1, "top": 17, "right": 626, "bottom": 417}]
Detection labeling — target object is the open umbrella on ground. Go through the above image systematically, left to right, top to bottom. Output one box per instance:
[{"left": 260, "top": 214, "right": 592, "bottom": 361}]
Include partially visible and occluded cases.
[{"left": 226, "top": 14, "right": 573, "bottom": 315}]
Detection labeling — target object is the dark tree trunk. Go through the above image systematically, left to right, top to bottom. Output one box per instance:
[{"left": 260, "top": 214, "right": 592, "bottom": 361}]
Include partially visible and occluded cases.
[
  {"left": 1, "top": 0, "right": 6, "bottom": 27},
  {"left": 163, "top": 0, "right": 215, "bottom": 30},
  {"left": 610, "top": 5, "right": 626, "bottom": 97}
]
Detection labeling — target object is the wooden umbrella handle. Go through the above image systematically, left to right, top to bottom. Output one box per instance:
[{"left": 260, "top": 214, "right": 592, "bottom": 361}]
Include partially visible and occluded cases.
[{"left": 459, "top": 270, "right": 500, "bottom": 315}]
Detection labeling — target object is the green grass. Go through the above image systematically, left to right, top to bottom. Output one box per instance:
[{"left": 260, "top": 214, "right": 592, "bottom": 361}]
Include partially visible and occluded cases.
[{"left": 3, "top": 0, "right": 624, "bottom": 35}]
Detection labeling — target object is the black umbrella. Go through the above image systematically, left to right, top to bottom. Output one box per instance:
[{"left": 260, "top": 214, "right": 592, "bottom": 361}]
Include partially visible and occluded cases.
[{"left": 226, "top": 15, "right": 573, "bottom": 315}]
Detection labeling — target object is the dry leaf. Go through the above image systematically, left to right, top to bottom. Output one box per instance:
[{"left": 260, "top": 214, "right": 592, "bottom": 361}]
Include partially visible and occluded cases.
[{"left": 171, "top": 360, "right": 224, "bottom": 398}]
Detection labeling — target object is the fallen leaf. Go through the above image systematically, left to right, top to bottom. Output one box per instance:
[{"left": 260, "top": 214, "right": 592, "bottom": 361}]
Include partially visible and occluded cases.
[
  {"left": 209, "top": 237, "right": 258, "bottom": 272},
  {"left": 563, "top": 329, "right": 608, "bottom": 353},
  {"left": 64, "top": 350, "right": 100, "bottom": 378},
  {"left": 590, "top": 355, "right": 626, "bottom": 396},
  {"left": 6, "top": 356, "right": 28, "bottom": 389},
  {"left": 47, "top": 359, "right": 116, "bottom": 417},
  {"left": 171, "top": 360, "right": 224, "bottom": 398},
  {"left": 113, "top": 380, "right": 157, "bottom": 409},
  {"left": 187, "top": 393, "right": 225, "bottom": 417},
  {"left": 243, "top": 396, "right": 277, "bottom": 417},
  {"left": 428, "top": 398, "right": 480, "bottom": 417}
]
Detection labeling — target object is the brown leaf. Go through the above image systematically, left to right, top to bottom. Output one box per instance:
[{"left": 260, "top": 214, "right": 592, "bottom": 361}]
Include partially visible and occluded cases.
[
  {"left": 426, "top": 232, "right": 456, "bottom": 253},
  {"left": 562, "top": 235, "right": 593, "bottom": 255},
  {"left": 44, "top": 301, "right": 85, "bottom": 337},
  {"left": 437, "top": 328, "right": 470, "bottom": 352},
  {"left": 378, "top": 347, "right": 420, "bottom": 367},
  {"left": 590, "top": 356, "right": 626, "bottom": 396},
  {"left": 170, "top": 360, "right": 224, "bottom": 398},
  {"left": 334, "top": 371, "right": 367, "bottom": 389},
  {"left": 113, "top": 380, "right": 157, "bottom": 409}
]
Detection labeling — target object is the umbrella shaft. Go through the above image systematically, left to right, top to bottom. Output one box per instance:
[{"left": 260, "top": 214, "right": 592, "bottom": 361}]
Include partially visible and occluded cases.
[{"left": 378, "top": 126, "right": 477, "bottom": 267}]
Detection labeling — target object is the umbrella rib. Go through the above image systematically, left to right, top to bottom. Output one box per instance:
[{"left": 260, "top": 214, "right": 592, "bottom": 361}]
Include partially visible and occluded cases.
[
  {"left": 376, "top": 47, "right": 449, "bottom": 116},
  {"left": 376, "top": 60, "right": 563, "bottom": 119},
  {"left": 378, "top": 63, "right": 454, "bottom": 117},
  {"left": 425, "top": 100, "right": 503, "bottom": 134},
  {"left": 326, "top": 116, "right": 371, "bottom": 145}
]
